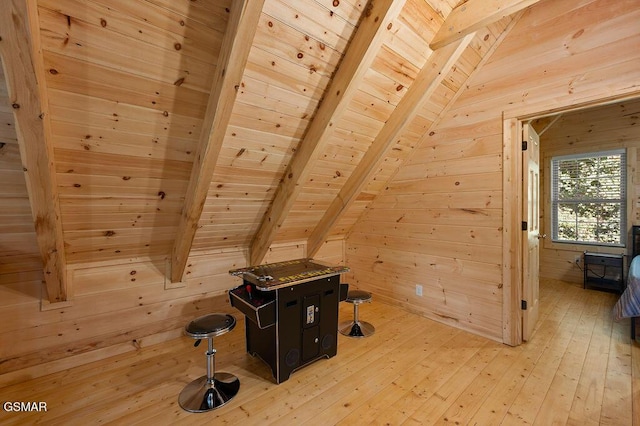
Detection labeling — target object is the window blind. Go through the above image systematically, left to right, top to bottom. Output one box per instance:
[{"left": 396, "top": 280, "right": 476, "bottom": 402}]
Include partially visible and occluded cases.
[{"left": 551, "top": 149, "right": 626, "bottom": 246}]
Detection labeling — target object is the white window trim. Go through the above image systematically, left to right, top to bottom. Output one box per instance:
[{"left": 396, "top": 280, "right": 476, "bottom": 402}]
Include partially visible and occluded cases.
[{"left": 550, "top": 148, "right": 627, "bottom": 247}]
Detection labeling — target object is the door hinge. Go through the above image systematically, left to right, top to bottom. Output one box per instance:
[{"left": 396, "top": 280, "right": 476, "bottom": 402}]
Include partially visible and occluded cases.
[
  {"left": 522, "top": 140, "right": 528, "bottom": 151},
  {"left": 522, "top": 221, "right": 528, "bottom": 231},
  {"left": 521, "top": 300, "right": 527, "bottom": 310}
]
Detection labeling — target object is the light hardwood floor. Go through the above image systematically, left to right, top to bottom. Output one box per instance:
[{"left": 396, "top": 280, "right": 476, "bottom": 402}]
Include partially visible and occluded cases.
[{"left": 1, "top": 278, "right": 638, "bottom": 425}]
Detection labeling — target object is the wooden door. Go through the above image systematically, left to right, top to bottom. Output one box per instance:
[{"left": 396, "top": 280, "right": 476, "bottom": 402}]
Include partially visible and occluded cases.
[{"left": 522, "top": 124, "right": 541, "bottom": 341}]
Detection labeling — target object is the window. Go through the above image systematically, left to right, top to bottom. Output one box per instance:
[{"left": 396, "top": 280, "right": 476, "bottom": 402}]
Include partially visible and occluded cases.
[{"left": 551, "top": 149, "right": 626, "bottom": 246}]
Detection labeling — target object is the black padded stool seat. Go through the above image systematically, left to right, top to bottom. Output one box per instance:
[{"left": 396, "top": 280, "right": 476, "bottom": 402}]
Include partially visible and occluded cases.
[
  {"left": 339, "top": 289, "right": 375, "bottom": 338},
  {"left": 179, "top": 313, "right": 240, "bottom": 412}
]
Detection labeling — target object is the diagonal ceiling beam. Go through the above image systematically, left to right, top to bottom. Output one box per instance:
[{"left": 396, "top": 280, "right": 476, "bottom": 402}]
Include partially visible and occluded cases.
[
  {"left": 0, "top": 0, "right": 68, "bottom": 303},
  {"left": 170, "top": 0, "right": 264, "bottom": 283},
  {"left": 249, "top": 0, "right": 407, "bottom": 266},
  {"left": 430, "top": 0, "right": 541, "bottom": 50},
  {"left": 310, "top": 11, "right": 526, "bottom": 258},
  {"left": 307, "top": 33, "right": 475, "bottom": 257},
  {"left": 534, "top": 113, "right": 562, "bottom": 136}
]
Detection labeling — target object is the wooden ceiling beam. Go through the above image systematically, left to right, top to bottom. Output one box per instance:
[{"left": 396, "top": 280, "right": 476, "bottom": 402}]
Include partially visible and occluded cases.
[
  {"left": 0, "top": 0, "right": 68, "bottom": 303},
  {"left": 170, "top": 0, "right": 264, "bottom": 283},
  {"left": 249, "top": 0, "right": 407, "bottom": 266},
  {"left": 430, "top": 0, "right": 540, "bottom": 50},
  {"left": 309, "top": 11, "right": 526, "bottom": 258},
  {"left": 307, "top": 34, "right": 475, "bottom": 257},
  {"left": 533, "top": 113, "right": 563, "bottom": 136}
]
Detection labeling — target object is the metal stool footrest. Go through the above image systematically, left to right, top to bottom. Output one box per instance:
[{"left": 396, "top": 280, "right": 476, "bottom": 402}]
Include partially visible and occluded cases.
[
  {"left": 179, "top": 313, "right": 240, "bottom": 412},
  {"left": 178, "top": 373, "right": 240, "bottom": 412}
]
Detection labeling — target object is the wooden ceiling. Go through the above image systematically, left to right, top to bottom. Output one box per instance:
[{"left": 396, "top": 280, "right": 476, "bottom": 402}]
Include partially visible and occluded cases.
[{"left": 0, "top": 0, "right": 541, "bottom": 302}]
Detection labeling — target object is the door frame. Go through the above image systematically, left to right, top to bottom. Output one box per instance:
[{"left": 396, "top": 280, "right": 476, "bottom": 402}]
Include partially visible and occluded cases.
[{"left": 501, "top": 91, "right": 640, "bottom": 346}]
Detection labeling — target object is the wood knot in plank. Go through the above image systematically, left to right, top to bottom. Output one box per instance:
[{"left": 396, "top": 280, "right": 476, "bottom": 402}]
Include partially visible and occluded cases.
[{"left": 104, "top": 230, "right": 116, "bottom": 237}]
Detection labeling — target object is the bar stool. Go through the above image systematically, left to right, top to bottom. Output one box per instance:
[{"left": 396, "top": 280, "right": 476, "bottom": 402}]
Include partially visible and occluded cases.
[
  {"left": 339, "top": 289, "right": 375, "bottom": 338},
  {"left": 179, "top": 313, "right": 240, "bottom": 412}
]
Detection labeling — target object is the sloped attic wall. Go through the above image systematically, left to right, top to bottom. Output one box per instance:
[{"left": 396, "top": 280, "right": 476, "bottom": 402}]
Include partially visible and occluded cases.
[
  {"left": 0, "top": 0, "right": 352, "bottom": 379},
  {"left": 1, "top": 0, "right": 486, "bottom": 379},
  {"left": 2, "top": 0, "right": 636, "bottom": 380},
  {"left": 345, "top": 0, "right": 640, "bottom": 342}
]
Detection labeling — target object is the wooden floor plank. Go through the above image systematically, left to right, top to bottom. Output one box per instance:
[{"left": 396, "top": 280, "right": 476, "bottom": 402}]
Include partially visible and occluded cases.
[
  {"left": 0, "top": 278, "right": 637, "bottom": 425},
  {"left": 466, "top": 280, "right": 572, "bottom": 423},
  {"left": 533, "top": 289, "right": 602, "bottom": 425},
  {"left": 567, "top": 289, "right": 616, "bottom": 426},
  {"left": 600, "top": 304, "right": 634, "bottom": 426},
  {"left": 334, "top": 325, "right": 461, "bottom": 424},
  {"left": 405, "top": 339, "right": 501, "bottom": 424}
]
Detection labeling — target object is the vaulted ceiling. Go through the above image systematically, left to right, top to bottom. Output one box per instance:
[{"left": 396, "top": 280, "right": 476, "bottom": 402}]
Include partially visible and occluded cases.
[{"left": 0, "top": 0, "right": 541, "bottom": 303}]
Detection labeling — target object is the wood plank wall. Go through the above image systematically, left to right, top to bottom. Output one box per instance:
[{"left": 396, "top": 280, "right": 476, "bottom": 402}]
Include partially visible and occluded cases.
[
  {"left": 2, "top": 0, "right": 639, "bottom": 380},
  {"left": 38, "top": 0, "right": 230, "bottom": 263},
  {"left": 345, "top": 0, "right": 640, "bottom": 342},
  {"left": 538, "top": 98, "right": 640, "bottom": 284},
  {"left": 0, "top": 239, "right": 344, "bottom": 382}
]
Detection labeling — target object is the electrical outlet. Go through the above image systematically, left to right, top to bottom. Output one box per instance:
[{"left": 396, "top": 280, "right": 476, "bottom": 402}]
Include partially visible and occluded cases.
[{"left": 416, "top": 284, "right": 423, "bottom": 297}]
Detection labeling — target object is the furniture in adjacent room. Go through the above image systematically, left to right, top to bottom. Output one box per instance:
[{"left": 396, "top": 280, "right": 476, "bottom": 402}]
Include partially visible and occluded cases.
[
  {"left": 614, "top": 225, "right": 640, "bottom": 341},
  {"left": 632, "top": 225, "right": 640, "bottom": 259},
  {"left": 583, "top": 251, "right": 625, "bottom": 293},
  {"left": 614, "top": 255, "right": 640, "bottom": 341},
  {"left": 229, "top": 259, "right": 349, "bottom": 384},
  {"left": 339, "top": 289, "right": 375, "bottom": 338},
  {"left": 179, "top": 313, "right": 240, "bottom": 412}
]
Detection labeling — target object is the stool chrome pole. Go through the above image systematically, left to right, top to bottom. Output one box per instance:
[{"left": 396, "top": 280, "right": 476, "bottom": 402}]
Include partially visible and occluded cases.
[
  {"left": 339, "top": 289, "right": 375, "bottom": 338},
  {"left": 179, "top": 314, "right": 240, "bottom": 412}
]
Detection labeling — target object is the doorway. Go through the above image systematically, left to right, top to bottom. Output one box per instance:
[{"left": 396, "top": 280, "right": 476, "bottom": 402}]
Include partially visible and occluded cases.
[{"left": 502, "top": 93, "right": 640, "bottom": 346}]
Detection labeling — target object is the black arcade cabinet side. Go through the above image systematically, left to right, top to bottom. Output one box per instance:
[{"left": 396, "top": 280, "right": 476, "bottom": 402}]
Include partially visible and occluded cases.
[{"left": 229, "top": 259, "right": 349, "bottom": 384}]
